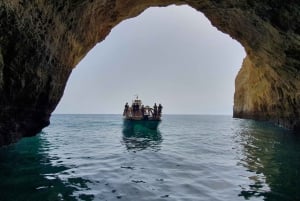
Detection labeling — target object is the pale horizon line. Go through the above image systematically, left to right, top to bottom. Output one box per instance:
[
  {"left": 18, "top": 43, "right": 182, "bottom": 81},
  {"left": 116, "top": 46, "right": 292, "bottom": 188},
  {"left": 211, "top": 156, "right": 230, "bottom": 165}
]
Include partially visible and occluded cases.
[{"left": 52, "top": 113, "right": 232, "bottom": 116}]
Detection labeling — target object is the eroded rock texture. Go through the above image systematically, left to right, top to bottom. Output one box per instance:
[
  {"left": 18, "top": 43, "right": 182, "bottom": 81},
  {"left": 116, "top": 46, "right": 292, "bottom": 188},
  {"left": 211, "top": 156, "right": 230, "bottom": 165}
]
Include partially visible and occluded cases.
[{"left": 0, "top": 0, "right": 299, "bottom": 146}]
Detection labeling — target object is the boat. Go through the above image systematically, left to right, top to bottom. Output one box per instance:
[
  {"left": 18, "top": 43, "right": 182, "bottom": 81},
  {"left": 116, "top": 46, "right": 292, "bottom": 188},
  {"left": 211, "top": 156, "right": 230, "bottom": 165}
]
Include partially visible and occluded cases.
[{"left": 123, "top": 97, "right": 162, "bottom": 129}]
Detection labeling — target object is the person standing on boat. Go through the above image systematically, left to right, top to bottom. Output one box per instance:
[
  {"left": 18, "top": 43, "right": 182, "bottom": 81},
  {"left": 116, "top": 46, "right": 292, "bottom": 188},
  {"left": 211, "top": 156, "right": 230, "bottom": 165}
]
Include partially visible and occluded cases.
[
  {"left": 123, "top": 102, "right": 129, "bottom": 116},
  {"left": 132, "top": 102, "right": 135, "bottom": 116},
  {"left": 136, "top": 103, "right": 140, "bottom": 116},
  {"left": 153, "top": 103, "right": 158, "bottom": 119},
  {"left": 158, "top": 104, "right": 163, "bottom": 117},
  {"left": 141, "top": 105, "right": 145, "bottom": 117}
]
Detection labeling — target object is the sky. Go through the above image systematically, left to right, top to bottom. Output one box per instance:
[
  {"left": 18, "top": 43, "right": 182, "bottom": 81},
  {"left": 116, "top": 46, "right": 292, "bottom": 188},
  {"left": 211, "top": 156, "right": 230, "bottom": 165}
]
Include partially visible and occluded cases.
[{"left": 54, "top": 5, "right": 245, "bottom": 115}]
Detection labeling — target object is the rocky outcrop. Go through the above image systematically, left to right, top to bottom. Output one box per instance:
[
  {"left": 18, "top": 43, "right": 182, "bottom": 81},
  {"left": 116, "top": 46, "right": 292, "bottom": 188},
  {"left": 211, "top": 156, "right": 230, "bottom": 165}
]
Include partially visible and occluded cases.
[
  {"left": 0, "top": 0, "right": 299, "bottom": 146},
  {"left": 231, "top": 1, "right": 300, "bottom": 131},
  {"left": 234, "top": 56, "right": 300, "bottom": 130}
]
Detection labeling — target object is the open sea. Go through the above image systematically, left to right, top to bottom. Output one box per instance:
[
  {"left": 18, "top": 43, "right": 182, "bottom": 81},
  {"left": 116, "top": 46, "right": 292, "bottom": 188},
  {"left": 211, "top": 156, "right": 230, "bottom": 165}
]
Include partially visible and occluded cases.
[{"left": 0, "top": 114, "right": 299, "bottom": 201}]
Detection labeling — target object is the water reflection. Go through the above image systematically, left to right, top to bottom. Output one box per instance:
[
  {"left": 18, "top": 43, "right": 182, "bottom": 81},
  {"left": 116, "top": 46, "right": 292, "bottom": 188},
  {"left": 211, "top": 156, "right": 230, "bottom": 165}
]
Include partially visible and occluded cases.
[
  {"left": 234, "top": 119, "right": 300, "bottom": 201},
  {"left": 122, "top": 120, "right": 162, "bottom": 151},
  {"left": 0, "top": 132, "right": 93, "bottom": 201}
]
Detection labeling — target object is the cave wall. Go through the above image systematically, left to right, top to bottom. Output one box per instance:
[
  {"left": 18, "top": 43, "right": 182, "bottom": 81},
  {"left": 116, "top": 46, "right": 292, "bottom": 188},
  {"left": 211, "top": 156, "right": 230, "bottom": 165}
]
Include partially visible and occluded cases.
[{"left": 0, "top": 0, "right": 299, "bottom": 146}]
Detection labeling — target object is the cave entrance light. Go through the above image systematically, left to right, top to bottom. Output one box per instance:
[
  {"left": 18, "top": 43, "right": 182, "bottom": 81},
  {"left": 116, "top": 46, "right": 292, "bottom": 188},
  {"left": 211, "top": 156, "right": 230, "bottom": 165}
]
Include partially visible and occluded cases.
[{"left": 54, "top": 5, "right": 245, "bottom": 115}]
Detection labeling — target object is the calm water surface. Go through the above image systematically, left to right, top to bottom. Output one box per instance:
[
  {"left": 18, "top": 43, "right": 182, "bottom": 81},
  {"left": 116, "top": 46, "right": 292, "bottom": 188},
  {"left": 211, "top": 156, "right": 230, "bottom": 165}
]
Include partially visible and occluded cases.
[{"left": 0, "top": 115, "right": 299, "bottom": 201}]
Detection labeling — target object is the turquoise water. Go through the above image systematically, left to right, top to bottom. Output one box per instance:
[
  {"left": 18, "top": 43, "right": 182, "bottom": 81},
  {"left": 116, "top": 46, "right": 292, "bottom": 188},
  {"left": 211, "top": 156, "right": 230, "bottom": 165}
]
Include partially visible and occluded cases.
[{"left": 0, "top": 115, "right": 299, "bottom": 201}]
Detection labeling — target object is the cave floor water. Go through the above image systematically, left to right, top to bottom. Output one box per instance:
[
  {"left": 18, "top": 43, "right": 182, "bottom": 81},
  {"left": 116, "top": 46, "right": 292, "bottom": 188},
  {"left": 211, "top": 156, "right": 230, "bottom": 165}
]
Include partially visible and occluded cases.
[{"left": 0, "top": 114, "right": 299, "bottom": 201}]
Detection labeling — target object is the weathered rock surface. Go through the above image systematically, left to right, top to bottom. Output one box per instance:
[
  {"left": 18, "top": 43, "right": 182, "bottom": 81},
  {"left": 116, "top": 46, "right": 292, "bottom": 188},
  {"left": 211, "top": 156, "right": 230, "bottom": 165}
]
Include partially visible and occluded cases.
[{"left": 0, "top": 0, "right": 299, "bottom": 146}]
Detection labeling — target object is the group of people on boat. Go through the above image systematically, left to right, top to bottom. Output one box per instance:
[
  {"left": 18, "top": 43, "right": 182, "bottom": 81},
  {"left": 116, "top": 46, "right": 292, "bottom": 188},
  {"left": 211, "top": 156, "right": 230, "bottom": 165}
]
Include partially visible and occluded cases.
[
  {"left": 123, "top": 101, "right": 163, "bottom": 120},
  {"left": 153, "top": 103, "right": 163, "bottom": 118}
]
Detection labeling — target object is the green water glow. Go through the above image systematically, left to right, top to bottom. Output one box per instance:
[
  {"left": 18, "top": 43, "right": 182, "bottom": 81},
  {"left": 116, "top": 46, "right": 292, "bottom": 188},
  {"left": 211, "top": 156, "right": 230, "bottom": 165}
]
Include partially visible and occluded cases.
[{"left": 0, "top": 115, "right": 299, "bottom": 201}]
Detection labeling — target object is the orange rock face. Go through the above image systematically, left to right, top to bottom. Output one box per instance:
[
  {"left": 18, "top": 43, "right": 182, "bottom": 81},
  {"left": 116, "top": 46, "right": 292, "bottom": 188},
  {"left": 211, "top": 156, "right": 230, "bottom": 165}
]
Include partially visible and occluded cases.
[{"left": 0, "top": 1, "right": 299, "bottom": 145}]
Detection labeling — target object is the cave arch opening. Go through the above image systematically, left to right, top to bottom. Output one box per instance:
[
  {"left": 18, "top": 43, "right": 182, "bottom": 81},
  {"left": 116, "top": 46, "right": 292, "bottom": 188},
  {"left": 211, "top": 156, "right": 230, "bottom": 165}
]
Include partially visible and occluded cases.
[{"left": 55, "top": 5, "right": 245, "bottom": 115}]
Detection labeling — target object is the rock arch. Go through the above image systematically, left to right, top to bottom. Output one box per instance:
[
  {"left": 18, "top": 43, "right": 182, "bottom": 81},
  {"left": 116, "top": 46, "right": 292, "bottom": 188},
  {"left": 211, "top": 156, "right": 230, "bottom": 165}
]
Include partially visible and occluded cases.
[{"left": 0, "top": 0, "right": 299, "bottom": 146}]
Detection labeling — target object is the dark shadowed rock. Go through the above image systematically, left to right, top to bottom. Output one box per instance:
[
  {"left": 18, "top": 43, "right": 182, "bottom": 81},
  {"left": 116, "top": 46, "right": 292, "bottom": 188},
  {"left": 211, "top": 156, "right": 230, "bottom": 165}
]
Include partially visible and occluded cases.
[{"left": 0, "top": 0, "right": 299, "bottom": 146}]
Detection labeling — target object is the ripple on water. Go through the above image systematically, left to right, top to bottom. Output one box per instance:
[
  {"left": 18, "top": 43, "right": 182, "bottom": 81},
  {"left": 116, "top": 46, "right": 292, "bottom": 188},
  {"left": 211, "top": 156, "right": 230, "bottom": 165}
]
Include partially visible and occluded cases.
[{"left": 0, "top": 115, "right": 299, "bottom": 201}]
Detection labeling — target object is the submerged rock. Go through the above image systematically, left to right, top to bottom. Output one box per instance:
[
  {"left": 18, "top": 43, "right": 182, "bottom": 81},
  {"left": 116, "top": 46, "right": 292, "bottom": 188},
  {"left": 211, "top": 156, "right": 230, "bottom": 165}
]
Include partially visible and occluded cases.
[{"left": 0, "top": 1, "right": 299, "bottom": 146}]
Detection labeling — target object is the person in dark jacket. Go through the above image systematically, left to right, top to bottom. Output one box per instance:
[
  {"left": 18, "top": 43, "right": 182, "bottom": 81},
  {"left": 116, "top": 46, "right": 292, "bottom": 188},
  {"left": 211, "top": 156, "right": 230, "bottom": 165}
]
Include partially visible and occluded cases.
[
  {"left": 123, "top": 102, "right": 129, "bottom": 116},
  {"left": 153, "top": 103, "right": 158, "bottom": 119},
  {"left": 158, "top": 104, "right": 163, "bottom": 116}
]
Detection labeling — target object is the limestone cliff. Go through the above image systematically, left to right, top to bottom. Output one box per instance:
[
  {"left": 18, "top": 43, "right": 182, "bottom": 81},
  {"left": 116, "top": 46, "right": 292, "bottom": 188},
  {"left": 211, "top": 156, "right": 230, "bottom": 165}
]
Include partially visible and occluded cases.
[{"left": 0, "top": 0, "right": 299, "bottom": 146}]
